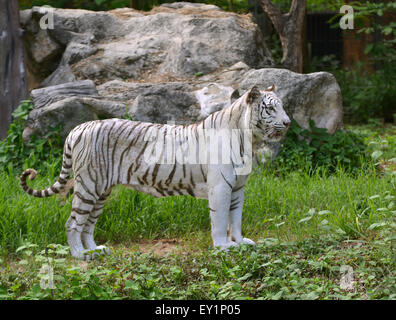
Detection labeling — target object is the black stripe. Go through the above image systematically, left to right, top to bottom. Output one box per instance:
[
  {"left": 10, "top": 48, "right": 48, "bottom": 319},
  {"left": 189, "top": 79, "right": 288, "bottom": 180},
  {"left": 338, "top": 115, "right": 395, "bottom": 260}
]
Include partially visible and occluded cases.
[
  {"left": 105, "top": 121, "right": 118, "bottom": 190},
  {"left": 111, "top": 121, "right": 130, "bottom": 184},
  {"left": 133, "top": 140, "right": 150, "bottom": 173},
  {"left": 165, "top": 162, "right": 177, "bottom": 185},
  {"left": 63, "top": 163, "right": 72, "bottom": 169},
  {"left": 151, "top": 163, "right": 160, "bottom": 186},
  {"left": 200, "top": 164, "right": 207, "bottom": 182},
  {"left": 142, "top": 167, "right": 150, "bottom": 185},
  {"left": 190, "top": 170, "right": 195, "bottom": 188},
  {"left": 220, "top": 171, "right": 233, "bottom": 189},
  {"left": 75, "top": 175, "right": 98, "bottom": 199},
  {"left": 58, "top": 177, "right": 67, "bottom": 185},
  {"left": 186, "top": 184, "right": 195, "bottom": 197},
  {"left": 232, "top": 185, "right": 244, "bottom": 192},
  {"left": 50, "top": 186, "right": 60, "bottom": 194},
  {"left": 173, "top": 187, "right": 184, "bottom": 195},
  {"left": 74, "top": 192, "right": 96, "bottom": 205},
  {"left": 230, "top": 201, "right": 241, "bottom": 211},
  {"left": 73, "top": 208, "right": 92, "bottom": 215}
]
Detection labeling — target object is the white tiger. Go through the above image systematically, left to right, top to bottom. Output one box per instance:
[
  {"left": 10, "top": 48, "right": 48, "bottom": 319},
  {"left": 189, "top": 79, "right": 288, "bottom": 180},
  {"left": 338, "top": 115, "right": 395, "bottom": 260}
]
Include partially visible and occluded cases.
[{"left": 20, "top": 85, "right": 290, "bottom": 260}]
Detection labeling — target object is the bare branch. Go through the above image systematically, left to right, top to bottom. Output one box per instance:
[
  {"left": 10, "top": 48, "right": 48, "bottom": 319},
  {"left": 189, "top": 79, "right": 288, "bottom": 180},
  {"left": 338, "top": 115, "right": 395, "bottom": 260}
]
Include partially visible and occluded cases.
[
  {"left": 259, "top": 0, "right": 283, "bottom": 32},
  {"left": 259, "top": 0, "right": 307, "bottom": 73},
  {"left": 289, "top": 0, "right": 306, "bottom": 21}
]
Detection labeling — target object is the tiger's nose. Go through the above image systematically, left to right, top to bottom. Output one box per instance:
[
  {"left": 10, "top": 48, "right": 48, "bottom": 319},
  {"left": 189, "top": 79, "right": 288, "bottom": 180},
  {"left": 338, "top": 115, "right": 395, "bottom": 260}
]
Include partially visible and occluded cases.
[{"left": 283, "top": 119, "right": 291, "bottom": 127}]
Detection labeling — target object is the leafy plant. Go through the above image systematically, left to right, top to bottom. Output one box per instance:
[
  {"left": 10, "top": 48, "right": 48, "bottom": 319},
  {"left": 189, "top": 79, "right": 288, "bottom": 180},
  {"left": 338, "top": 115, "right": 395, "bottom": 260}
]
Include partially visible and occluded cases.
[
  {"left": 327, "top": 1, "right": 396, "bottom": 123},
  {"left": 308, "top": 54, "right": 341, "bottom": 73},
  {"left": 0, "top": 100, "right": 63, "bottom": 175},
  {"left": 273, "top": 119, "right": 369, "bottom": 174},
  {"left": 1, "top": 233, "right": 394, "bottom": 300}
]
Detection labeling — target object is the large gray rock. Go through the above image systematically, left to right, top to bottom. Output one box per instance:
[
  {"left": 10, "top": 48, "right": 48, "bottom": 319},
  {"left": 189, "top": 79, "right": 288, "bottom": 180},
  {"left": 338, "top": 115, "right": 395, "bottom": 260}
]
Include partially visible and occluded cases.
[
  {"left": 20, "top": 3, "right": 273, "bottom": 88},
  {"left": 238, "top": 68, "right": 343, "bottom": 134},
  {"left": 24, "top": 80, "right": 126, "bottom": 140},
  {"left": 194, "top": 83, "right": 237, "bottom": 118},
  {"left": 25, "top": 96, "right": 98, "bottom": 140}
]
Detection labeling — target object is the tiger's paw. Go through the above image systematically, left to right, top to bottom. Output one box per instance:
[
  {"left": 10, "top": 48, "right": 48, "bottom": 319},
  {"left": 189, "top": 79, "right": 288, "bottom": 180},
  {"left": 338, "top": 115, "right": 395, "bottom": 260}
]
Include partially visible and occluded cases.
[
  {"left": 241, "top": 238, "right": 256, "bottom": 246},
  {"left": 213, "top": 240, "right": 239, "bottom": 251},
  {"left": 94, "top": 245, "right": 112, "bottom": 256},
  {"left": 74, "top": 246, "right": 112, "bottom": 260}
]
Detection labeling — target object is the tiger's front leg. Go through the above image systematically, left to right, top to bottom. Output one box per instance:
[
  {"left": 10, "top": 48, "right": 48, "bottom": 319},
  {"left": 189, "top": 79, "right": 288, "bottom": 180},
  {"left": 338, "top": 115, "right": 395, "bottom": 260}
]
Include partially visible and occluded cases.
[
  {"left": 208, "top": 182, "right": 238, "bottom": 250},
  {"left": 228, "top": 188, "right": 256, "bottom": 246}
]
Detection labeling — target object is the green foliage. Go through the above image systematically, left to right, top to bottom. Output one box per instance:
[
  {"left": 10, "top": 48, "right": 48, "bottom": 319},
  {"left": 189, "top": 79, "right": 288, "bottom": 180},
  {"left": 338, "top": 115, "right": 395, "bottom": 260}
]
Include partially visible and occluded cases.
[
  {"left": 272, "top": 0, "right": 341, "bottom": 13},
  {"left": 326, "top": 1, "right": 396, "bottom": 123},
  {"left": 351, "top": 1, "right": 396, "bottom": 123},
  {"left": 265, "top": 33, "right": 283, "bottom": 67},
  {"left": 308, "top": 54, "right": 341, "bottom": 73},
  {"left": 334, "top": 61, "right": 395, "bottom": 124},
  {"left": 0, "top": 100, "right": 63, "bottom": 175},
  {"left": 274, "top": 119, "right": 369, "bottom": 174},
  {"left": 1, "top": 232, "right": 394, "bottom": 299}
]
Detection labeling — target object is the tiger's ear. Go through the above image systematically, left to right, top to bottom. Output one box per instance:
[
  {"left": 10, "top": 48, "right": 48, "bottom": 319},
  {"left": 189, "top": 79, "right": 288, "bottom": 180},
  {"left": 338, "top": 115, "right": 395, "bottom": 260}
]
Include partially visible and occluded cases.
[
  {"left": 265, "top": 84, "right": 275, "bottom": 92},
  {"left": 245, "top": 85, "right": 261, "bottom": 105}
]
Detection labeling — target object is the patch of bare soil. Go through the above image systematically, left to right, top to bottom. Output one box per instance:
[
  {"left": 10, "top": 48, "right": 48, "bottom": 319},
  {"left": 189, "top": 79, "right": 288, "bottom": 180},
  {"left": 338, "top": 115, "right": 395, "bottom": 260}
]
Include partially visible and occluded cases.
[
  {"left": 378, "top": 160, "right": 396, "bottom": 172},
  {"left": 113, "top": 239, "right": 196, "bottom": 257}
]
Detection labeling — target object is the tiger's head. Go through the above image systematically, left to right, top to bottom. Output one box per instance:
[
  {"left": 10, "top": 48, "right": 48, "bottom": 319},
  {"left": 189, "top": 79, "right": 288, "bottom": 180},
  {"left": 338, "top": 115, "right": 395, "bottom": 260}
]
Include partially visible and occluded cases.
[{"left": 245, "top": 85, "right": 290, "bottom": 143}]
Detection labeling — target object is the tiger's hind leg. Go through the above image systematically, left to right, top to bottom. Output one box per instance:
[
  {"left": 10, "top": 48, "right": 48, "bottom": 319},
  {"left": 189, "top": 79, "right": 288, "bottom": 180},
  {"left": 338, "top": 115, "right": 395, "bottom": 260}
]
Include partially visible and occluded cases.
[
  {"left": 66, "top": 188, "right": 109, "bottom": 260},
  {"left": 81, "top": 190, "right": 112, "bottom": 256},
  {"left": 66, "top": 193, "right": 97, "bottom": 260}
]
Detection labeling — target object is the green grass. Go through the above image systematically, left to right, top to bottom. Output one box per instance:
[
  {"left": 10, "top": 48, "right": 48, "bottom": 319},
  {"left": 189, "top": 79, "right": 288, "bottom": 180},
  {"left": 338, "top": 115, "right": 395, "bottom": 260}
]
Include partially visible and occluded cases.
[{"left": 0, "top": 165, "right": 393, "bottom": 256}]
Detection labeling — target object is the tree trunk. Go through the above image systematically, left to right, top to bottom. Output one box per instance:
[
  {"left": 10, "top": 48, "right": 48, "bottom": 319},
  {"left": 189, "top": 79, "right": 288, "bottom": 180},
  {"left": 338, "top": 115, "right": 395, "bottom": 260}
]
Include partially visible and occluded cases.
[
  {"left": 0, "top": 0, "right": 28, "bottom": 139},
  {"left": 130, "top": 0, "right": 141, "bottom": 10},
  {"left": 229, "top": 0, "right": 234, "bottom": 11},
  {"left": 259, "top": 0, "right": 306, "bottom": 73}
]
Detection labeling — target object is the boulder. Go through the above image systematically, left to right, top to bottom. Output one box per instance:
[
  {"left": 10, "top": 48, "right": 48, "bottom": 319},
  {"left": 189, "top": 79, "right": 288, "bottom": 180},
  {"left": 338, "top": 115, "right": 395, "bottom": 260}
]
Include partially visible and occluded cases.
[
  {"left": 20, "top": 3, "right": 273, "bottom": 88},
  {"left": 238, "top": 68, "right": 343, "bottom": 134},
  {"left": 24, "top": 80, "right": 126, "bottom": 139},
  {"left": 194, "top": 83, "right": 237, "bottom": 119},
  {"left": 25, "top": 96, "right": 98, "bottom": 140}
]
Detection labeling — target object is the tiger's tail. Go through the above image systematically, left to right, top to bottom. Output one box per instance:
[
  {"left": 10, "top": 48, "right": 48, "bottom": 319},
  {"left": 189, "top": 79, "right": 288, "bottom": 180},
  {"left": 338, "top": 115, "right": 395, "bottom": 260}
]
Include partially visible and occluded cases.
[{"left": 20, "top": 141, "right": 73, "bottom": 198}]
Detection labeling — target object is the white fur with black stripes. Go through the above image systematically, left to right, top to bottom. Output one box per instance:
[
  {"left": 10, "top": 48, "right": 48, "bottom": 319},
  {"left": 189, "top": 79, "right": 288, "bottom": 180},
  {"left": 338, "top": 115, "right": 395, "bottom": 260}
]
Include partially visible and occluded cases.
[{"left": 20, "top": 85, "right": 290, "bottom": 260}]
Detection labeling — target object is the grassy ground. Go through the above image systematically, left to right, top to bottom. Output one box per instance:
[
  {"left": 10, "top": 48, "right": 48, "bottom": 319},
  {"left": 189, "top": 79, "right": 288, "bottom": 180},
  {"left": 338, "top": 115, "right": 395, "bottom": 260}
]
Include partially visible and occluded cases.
[{"left": 0, "top": 124, "right": 395, "bottom": 299}]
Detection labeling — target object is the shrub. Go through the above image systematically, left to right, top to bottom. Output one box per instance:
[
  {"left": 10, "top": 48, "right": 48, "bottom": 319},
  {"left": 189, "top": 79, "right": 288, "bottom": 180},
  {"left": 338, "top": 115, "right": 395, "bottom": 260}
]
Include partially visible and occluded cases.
[
  {"left": 331, "top": 1, "right": 396, "bottom": 124},
  {"left": 334, "top": 63, "right": 396, "bottom": 124},
  {"left": 0, "top": 100, "right": 63, "bottom": 175},
  {"left": 273, "top": 119, "right": 369, "bottom": 174}
]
